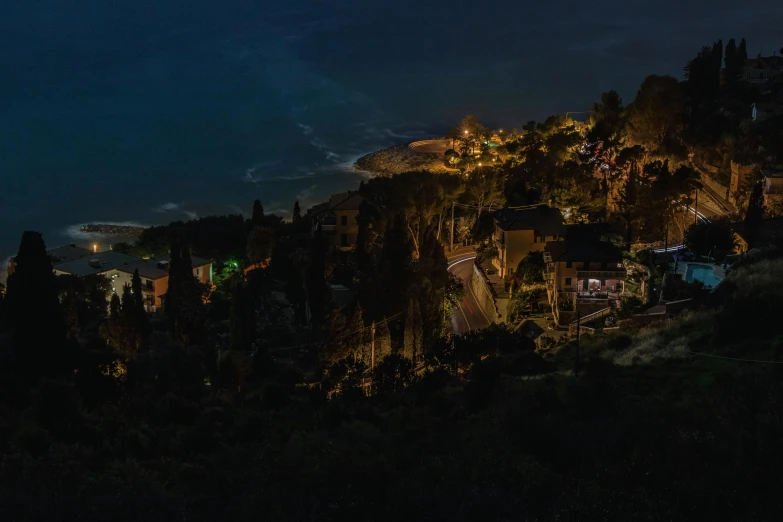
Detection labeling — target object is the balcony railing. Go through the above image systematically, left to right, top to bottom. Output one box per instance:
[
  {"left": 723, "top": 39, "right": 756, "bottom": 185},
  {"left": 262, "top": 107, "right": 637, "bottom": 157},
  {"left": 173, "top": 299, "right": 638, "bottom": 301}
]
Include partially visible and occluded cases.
[{"left": 576, "top": 270, "right": 627, "bottom": 280}]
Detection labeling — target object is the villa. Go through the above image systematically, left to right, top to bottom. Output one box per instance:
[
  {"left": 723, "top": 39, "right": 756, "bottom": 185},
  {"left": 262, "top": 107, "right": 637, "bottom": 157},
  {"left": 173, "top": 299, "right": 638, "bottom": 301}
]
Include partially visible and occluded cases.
[
  {"left": 743, "top": 54, "right": 783, "bottom": 84},
  {"left": 309, "top": 191, "right": 364, "bottom": 257},
  {"left": 492, "top": 205, "right": 566, "bottom": 278},
  {"left": 543, "top": 238, "right": 626, "bottom": 325}
]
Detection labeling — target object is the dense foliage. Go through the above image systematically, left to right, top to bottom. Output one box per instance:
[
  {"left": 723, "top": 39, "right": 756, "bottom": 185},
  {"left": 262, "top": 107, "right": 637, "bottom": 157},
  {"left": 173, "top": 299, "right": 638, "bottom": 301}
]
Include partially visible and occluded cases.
[{"left": 2, "top": 35, "right": 783, "bottom": 520}]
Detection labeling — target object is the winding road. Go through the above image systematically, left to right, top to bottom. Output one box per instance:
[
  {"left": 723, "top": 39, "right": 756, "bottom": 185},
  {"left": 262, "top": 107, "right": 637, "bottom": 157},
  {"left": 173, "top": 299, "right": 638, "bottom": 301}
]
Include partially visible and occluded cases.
[{"left": 448, "top": 252, "right": 492, "bottom": 334}]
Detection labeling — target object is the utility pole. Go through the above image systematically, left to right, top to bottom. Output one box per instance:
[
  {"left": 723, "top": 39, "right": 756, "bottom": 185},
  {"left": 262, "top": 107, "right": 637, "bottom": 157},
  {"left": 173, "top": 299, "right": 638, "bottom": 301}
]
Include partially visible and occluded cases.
[
  {"left": 450, "top": 200, "right": 455, "bottom": 252},
  {"left": 663, "top": 216, "right": 669, "bottom": 253},
  {"left": 575, "top": 310, "right": 581, "bottom": 376},
  {"left": 370, "top": 321, "right": 376, "bottom": 371}
]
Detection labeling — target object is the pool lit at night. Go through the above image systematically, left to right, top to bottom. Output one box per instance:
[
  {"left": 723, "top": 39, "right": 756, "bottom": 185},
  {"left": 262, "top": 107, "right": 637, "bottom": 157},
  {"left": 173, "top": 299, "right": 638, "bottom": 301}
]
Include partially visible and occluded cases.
[{"left": 685, "top": 263, "right": 723, "bottom": 288}]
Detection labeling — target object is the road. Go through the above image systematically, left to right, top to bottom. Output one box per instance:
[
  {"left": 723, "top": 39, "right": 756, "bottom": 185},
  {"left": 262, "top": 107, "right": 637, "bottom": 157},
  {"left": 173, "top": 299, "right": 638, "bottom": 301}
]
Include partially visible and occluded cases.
[{"left": 448, "top": 253, "right": 492, "bottom": 334}]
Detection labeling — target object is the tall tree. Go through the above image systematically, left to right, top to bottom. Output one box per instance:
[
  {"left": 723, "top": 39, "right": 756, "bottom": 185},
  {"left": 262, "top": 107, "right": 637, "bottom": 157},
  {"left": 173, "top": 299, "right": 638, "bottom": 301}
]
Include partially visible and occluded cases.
[
  {"left": 724, "top": 38, "right": 738, "bottom": 83},
  {"left": 738, "top": 38, "right": 748, "bottom": 64},
  {"left": 626, "top": 75, "right": 684, "bottom": 153},
  {"left": 587, "top": 90, "right": 626, "bottom": 170},
  {"left": 446, "top": 126, "right": 462, "bottom": 150},
  {"left": 466, "top": 167, "right": 506, "bottom": 221},
  {"left": 744, "top": 181, "right": 765, "bottom": 241},
  {"left": 251, "top": 199, "right": 264, "bottom": 227},
  {"left": 292, "top": 201, "right": 302, "bottom": 223},
  {"left": 378, "top": 216, "right": 414, "bottom": 319},
  {"left": 306, "top": 225, "right": 329, "bottom": 325},
  {"left": 4, "top": 232, "right": 68, "bottom": 378},
  {"left": 165, "top": 242, "right": 205, "bottom": 343},
  {"left": 131, "top": 268, "right": 145, "bottom": 318},
  {"left": 229, "top": 281, "right": 255, "bottom": 352},
  {"left": 121, "top": 284, "right": 134, "bottom": 317},
  {"left": 109, "top": 293, "right": 121, "bottom": 320},
  {"left": 403, "top": 298, "right": 422, "bottom": 363}
]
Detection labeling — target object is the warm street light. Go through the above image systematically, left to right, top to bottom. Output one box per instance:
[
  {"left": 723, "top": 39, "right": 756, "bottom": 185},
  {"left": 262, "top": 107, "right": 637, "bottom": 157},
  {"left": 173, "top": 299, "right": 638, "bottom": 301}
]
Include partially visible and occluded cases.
[
  {"left": 464, "top": 130, "right": 468, "bottom": 135},
  {"left": 93, "top": 244, "right": 97, "bottom": 253}
]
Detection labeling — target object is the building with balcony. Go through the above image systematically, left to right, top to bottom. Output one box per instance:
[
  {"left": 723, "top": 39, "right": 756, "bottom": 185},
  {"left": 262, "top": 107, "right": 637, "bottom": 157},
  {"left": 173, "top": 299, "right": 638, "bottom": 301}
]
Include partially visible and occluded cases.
[
  {"left": 743, "top": 54, "right": 783, "bottom": 84},
  {"left": 310, "top": 191, "right": 364, "bottom": 253},
  {"left": 492, "top": 205, "right": 566, "bottom": 277},
  {"left": 544, "top": 239, "right": 626, "bottom": 324}
]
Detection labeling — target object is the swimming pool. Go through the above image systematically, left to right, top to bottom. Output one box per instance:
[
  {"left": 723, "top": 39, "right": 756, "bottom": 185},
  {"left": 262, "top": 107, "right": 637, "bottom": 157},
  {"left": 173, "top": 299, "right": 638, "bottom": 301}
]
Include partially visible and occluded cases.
[{"left": 685, "top": 263, "right": 723, "bottom": 288}]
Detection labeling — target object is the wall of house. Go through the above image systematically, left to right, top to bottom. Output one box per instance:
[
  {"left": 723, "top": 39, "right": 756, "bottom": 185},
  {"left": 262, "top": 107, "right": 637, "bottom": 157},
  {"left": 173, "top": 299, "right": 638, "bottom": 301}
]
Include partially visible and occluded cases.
[
  {"left": 730, "top": 161, "right": 756, "bottom": 196},
  {"left": 334, "top": 209, "right": 360, "bottom": 250},
  {"left": 495, "top": 228, "right": 558, "bottom": 277},
  {"left": 554, "top": 262, "right": 579, "bottom": 292},
  {"left": 193, "top": 263, "right": 212, "bottom": 285},
  {"left": 113, "top": 271, "right": 169, "bottom": 310}
]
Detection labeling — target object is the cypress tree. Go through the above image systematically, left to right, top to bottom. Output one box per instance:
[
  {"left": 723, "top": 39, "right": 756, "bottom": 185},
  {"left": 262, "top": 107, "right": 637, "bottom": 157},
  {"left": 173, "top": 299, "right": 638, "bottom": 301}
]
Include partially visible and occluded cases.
[
  {"left": 725, "top": 38, "right": 738, "bottom": 81},
  {"left": 738, "top": 38, "right": 747, "bottom": 63},
  {"left": 745, "top": 181, "right": 765, "bottom": 241},
  {"left": 252, "top": 199, "right": 264, "bottom": 227},
  {"left": 292, "top": 201, "right": 302, "bottom": 223},
  {"left": 306, "top": 224, "right": 328, "bottom": 325},
  {"left": 4, "top": 231, "right": 67, "bottom": 377},
  {"left": 165, "top": 243, "right": 203, "bottom": 343},
  {"left": 131, "top": 268, "right": 145, "bottom": 317},
  {"left": 229, "top": 281, "right": 255, "bottom": 352},
  {"left": 121, "top": 284, "right": 134, "bottom": 317},
  {"left": 109, "top": 293, "right": 121, "bottom": 320},
  {"left": 403, "top": 298, "right": 422, "bottom": 362}
]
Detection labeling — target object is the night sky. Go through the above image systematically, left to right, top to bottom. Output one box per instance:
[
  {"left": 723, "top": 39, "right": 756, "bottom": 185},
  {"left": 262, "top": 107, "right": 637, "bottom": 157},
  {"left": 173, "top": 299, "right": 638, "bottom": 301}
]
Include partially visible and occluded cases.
[{"left": 1, "top": 0, "right": 782, "bottom": 272}]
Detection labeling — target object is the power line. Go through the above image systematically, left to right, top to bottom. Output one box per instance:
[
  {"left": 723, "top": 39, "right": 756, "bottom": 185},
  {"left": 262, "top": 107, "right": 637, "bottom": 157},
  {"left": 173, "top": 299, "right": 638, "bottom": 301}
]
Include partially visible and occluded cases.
[
  {"left": 266, "top": 306, "right": 409, "bottom": 353},
  {"left": 688, "top": 351, "right": 783, "bottom": 365}
]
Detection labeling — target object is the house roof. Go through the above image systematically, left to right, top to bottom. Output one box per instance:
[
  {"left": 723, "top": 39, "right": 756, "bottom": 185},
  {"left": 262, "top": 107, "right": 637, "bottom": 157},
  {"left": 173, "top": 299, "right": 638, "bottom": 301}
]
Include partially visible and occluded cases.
[
  {"left": 746, "top": 56, "right": 783, "bottom": 70},
  {"left": 763, "top": 169, "right": 783, "bottom": 179},
  {"left": 329, "top": 191, "right": 364, "bottom": 211},
  {"left": 494, "top": 206, "right": 566, "bottom": 235},
  {"left": 545, "top": 239, "right": 623, "bottom": 263},
  {"left": 47, "top": 244, "right": 93, "bottom": 265},
  {"left": 53, "top": 251, "right": 140, "bottom": 277},
  {"left": 116, "top": 261, "right": 169, "bottom": 280}
]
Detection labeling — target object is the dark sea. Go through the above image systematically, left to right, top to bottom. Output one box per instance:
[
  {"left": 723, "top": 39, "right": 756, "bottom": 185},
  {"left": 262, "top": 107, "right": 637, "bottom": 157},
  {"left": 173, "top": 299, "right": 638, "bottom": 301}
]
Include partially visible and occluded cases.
[{"left": 2, "top": 0, "right": 781, "bottom": 277}]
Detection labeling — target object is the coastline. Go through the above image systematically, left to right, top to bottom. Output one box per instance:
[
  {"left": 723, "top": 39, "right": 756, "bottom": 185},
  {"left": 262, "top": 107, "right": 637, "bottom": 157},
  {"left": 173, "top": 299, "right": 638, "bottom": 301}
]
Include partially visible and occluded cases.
[{"left": 77, "top": 223, "right": 148, "bottom": 237}]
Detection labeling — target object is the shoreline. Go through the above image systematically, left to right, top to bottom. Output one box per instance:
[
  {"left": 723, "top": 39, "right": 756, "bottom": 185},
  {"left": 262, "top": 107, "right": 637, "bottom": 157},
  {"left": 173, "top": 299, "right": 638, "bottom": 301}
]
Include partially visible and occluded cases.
[{"left": 74, "top": 223, "right": 148, "bottom": 238}]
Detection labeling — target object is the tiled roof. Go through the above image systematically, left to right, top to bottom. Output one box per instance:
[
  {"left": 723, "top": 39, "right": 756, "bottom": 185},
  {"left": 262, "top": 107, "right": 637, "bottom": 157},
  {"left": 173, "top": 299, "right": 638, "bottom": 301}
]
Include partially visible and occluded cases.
[
  {"left": 329, "top": 191, "right": 364, "bottom": 211},
  {"left": 494, "top": 206, "right": 566, "bottom": 235},
  {"left": 545, "top": 239, "right": 623, "bottom": 263},
  {"left": 47, "top": 244, "right": 93, "bottom": 265},
  {"left": 53, "top": 251, "right": 140, "bottom": 277},
  {"left": 116, "top": 261, "right": 169, "bottom": 280}
]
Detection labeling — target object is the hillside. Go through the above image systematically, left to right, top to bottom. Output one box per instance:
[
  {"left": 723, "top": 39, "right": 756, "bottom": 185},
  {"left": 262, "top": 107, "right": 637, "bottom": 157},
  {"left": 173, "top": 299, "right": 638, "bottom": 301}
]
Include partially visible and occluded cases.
[{"left": 355, "top": 143, "right": 455, "bottom": 175}]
